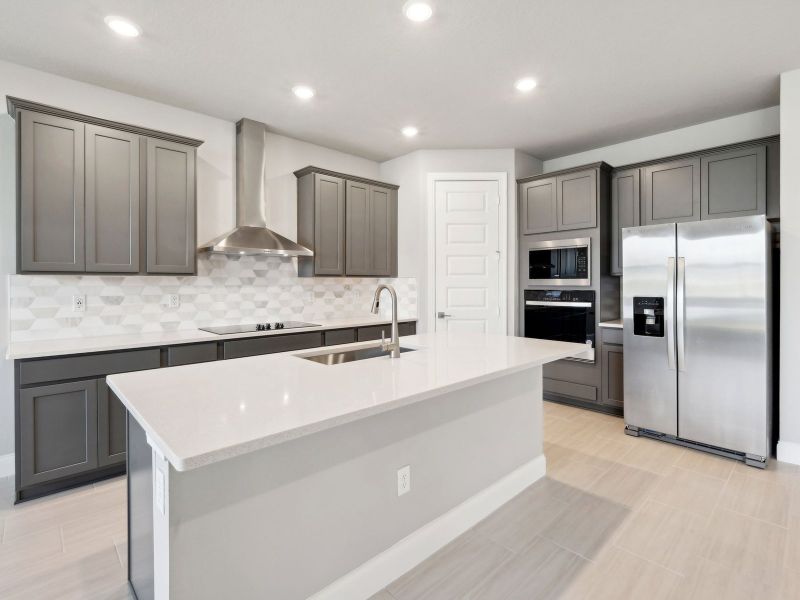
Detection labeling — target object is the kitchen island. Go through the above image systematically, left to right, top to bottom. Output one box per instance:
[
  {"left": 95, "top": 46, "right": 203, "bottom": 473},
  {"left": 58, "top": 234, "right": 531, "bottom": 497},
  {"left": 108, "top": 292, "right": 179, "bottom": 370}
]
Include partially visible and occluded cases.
[{"left": 108, "top": 332, "right": 588, "bottom": 600}]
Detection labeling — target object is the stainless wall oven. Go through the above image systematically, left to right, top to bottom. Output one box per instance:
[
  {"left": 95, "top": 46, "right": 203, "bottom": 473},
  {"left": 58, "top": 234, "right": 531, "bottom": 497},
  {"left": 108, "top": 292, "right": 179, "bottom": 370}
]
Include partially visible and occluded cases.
[
  {"left": 527, "top": 238, "right": 591, "bottom": 286},
  {"left": 524, "top": 289, "right": 595, "bottom": 362}
]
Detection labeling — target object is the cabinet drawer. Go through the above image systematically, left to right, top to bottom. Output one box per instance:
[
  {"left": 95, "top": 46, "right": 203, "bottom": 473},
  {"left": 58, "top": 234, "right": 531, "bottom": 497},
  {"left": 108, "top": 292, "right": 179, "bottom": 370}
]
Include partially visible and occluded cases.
[
  {"left": 399, "top": 321, "right": 417, "bottom": 336},
  {"left": 357, "top": 322, "right": 416, "bottom": 342},
  {"left": 600, "top": 328, "right": 623, "bottom": 345},
  {"left": 324, "top": 329, "right": 356, "bottom": 346},
  {"left": 223, "top": 332, "right": 324, "bottom": 359},
  {"left": 167, "top": 343, "right": 218, "bottom": 366},
  {"left": 19, "top": 348, "right": 161, "bottom": 386},
  {"left": 543, "top": 378, "right": 598, "bottom": 403}
]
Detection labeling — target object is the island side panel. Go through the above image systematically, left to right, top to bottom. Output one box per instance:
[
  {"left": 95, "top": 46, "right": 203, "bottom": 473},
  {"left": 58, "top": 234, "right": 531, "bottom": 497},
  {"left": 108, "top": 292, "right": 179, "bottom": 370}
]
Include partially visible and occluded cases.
[
  {"left": 162, "top": 367, "right": 544, "bottom": 600},
  {"left": 127, "top": 415, "right": 154, "bottom": 600}
]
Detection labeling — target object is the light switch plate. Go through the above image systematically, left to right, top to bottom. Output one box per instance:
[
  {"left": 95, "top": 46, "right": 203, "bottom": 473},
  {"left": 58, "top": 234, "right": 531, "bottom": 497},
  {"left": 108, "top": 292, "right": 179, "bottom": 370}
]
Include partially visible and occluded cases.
[{"left": 397, "top": 465, "right": 411, "bottom": 496}]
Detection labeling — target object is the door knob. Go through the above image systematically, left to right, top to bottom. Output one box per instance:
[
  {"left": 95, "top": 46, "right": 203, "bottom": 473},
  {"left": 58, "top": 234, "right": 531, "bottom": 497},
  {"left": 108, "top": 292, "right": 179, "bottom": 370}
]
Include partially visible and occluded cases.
[{"left": 437, "top": 312, "right": 452, "bottom": 319}]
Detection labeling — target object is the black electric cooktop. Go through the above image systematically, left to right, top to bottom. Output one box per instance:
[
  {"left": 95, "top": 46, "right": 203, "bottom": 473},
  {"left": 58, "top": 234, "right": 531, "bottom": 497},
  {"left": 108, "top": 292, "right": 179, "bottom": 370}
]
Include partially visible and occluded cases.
[{"left": 200, "top": 321, "right": 320, "bottom": 335}]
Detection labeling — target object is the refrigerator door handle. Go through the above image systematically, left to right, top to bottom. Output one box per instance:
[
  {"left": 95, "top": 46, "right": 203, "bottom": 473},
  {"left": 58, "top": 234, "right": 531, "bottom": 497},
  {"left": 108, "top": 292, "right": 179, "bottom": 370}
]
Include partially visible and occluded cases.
[
  {"left": 666, "top": 257, "right": 676, "bottom": 370},
  {"left": 677, "top": 257, "right": 686, "bottom": 371}
]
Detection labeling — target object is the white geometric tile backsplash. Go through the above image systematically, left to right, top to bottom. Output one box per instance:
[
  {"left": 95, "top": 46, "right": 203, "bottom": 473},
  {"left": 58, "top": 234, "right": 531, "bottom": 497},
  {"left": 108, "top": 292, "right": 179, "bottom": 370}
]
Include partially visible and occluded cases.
[{"left": 8, "top": 254, "right": 417, "bottom": 342}]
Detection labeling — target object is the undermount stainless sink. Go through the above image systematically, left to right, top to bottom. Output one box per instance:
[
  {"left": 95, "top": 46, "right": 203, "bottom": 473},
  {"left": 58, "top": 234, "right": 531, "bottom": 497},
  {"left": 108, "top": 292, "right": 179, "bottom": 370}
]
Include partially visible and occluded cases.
[{"left": 299, "top": 345, "right": 416, "bottom": 365}]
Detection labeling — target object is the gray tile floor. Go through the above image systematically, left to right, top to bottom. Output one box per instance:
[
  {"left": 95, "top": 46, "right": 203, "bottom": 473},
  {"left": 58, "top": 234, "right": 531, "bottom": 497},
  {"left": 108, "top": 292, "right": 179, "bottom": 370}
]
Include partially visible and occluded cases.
[{"left": 1, "top": 401, "right": 799, "bottom": 599}]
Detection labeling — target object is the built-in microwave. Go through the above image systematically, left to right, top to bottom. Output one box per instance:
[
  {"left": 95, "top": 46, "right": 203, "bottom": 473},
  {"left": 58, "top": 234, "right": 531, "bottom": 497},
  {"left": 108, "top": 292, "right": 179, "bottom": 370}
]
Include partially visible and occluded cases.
[{"left": 527, "top": 237, "right": 590, "bottom": 286}]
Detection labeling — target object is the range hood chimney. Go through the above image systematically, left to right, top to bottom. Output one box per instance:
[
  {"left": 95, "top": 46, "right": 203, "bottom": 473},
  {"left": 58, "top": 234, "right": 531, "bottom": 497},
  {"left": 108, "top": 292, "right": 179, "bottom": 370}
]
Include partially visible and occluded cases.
[{"left": 199, "top": 118, "right": 312, "bottom": 257}]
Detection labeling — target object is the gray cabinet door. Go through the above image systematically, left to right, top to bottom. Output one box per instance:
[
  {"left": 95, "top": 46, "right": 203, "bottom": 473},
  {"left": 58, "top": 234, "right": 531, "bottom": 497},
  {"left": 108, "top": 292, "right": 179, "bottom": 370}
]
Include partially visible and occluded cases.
[
  {"left": 19, "top": 110, "right": 85, "bottom": 272},
  {"left": 85, "top": 125, "right": 140, "bottom": 273},
  {"left": 146, "top": 138, "right": 196, "bottom": 274},
  {"left": 700, "top": 146, "right": 766, "bottom": 220},
  {"left": 642, "top": 158, "right": 700, "bottom": 225},
  {"left": 611, "top": 168, "right": 640, "bottom": 275},
  {"left": 556, "top": 169, "right": 597, "bottom": 231},
  {"left": 314, "top": 173, "right": 346, "bottom": 275},
  {"left": 520, "top": 178, "right": 557, "bottom": 234},
  {"left": 345, "top": 180, "right": 371, "bottom": 275},
  {"left": 369, "top": 185, "right": 396, "bottom": 276},
  {"left": 601, "top": 345, "right": 624, "bottom": 410},
  {"left": 97, "top": 378, "right": 126, "bottom": 467},
  {"left": 19, "top": 379, "right": 99, "bottom": 487}
]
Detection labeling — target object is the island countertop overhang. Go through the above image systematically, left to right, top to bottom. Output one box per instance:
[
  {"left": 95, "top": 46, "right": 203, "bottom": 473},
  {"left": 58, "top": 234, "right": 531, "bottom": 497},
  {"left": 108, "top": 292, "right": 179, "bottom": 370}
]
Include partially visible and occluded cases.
[{"left": 107, "top": 332, "right": 588, "bottom": 471}]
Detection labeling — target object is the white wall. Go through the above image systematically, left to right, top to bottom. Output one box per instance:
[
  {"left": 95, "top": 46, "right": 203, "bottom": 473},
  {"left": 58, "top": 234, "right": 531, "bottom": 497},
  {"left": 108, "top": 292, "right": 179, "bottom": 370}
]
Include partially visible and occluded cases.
[
  {"left": 0, "top": 59, "right": 381, "bottom": 464},
  {"left": 779, "top": 69, "right": 800, "bottom": 465},
  {"left": 543, "top": 106, "right": 780, "bottom": 172},
  {"left": 379, "top": 149, "right": 542, "bottom": 336}
]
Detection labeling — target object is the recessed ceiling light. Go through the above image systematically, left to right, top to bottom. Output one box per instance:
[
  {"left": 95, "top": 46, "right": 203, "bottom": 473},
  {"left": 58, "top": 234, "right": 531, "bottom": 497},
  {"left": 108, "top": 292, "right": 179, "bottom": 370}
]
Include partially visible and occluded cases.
[
  {"left": 403, "top": 1, "right": 433, "bottom": 22},
  {"left": 104, "top": 16, "right": 141, "bottom": 38},
  {"left": 515, "top": 77, "right": 538, "bottom": 92},
  {"left": 292, "top": 85, "right": 315, "bottom": 100},
  {"left": 401, "top": 126, "right": 419, "bottom": 138}
]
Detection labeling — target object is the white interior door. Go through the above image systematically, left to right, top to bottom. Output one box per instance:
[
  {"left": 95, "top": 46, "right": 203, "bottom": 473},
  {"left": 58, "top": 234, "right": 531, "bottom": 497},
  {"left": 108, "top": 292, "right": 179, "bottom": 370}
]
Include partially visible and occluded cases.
[{"left": 434, "top": 179, "right": 502, "bottom": 333}]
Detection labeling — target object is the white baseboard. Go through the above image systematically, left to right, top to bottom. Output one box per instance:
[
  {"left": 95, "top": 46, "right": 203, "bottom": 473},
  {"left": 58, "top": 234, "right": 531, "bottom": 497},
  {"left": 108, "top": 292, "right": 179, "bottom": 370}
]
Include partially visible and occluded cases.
[
  {"left": 777, "top": 440, "right": 800, "bottom": 466},
  {"left": 0, "top": 452, "right": 14, "bottom": 478},
  {"left": 308, "top": 454, "right": 547, "bottom": 600}
]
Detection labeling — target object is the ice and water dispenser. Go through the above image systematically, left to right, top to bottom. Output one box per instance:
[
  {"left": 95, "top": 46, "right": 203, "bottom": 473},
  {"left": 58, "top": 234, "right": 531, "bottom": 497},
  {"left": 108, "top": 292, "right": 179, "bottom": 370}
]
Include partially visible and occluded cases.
[{"left": 633, "top": 297, "right": 665, "bottom": 337}]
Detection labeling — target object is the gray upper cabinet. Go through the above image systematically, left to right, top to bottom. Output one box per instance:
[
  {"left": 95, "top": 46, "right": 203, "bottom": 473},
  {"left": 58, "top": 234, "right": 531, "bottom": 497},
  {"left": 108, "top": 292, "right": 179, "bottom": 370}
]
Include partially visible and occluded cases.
[
  {"left": 9, "top": 97, "right": 203, "bottom": 275},
  {"left": 18, "top": 110, "right": 85, "bottom": 272},
  {"left": 85, "top": 125, "right": 140, "bottom": 273},
  {"left": 146, "top": 138, "right": 196, "bottom": 274},
  {"left": 701, "top": 145, "right": 766, "bottom": 220},
  {"left": 642, "top": 157, "right": 700, "bottom": 225},
  {"left": 296, "top": 166, "right": 398, "bottom": 277},
  {"left": 610, "top": 168, "right": 640, "bottom": 276},
  {"left": 556, "top": 169, "right": 597, "bottom": 231},
  {"left": 520, "top": 178, "right": 557, "bottom": 234},
  {"left": 345, "top": 180, "right": 371, "bottom": 275},
  {"left": 345, "top": 182, "right": 397, "bottom": 277},
  {"left": 368, "top": 185, "right": 396, "bottom": 276},
  {"left": 97, "top": 378, "right": 127, "bottom": 467},
  {"left": 19, "top": 379, "right": 99, "bottom": 487}
]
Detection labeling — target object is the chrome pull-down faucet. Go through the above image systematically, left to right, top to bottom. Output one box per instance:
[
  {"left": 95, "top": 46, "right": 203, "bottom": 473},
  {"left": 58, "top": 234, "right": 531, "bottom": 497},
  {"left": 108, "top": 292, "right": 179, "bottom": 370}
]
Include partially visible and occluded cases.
[{"left": 370, "top": 284, "right": 401, "bottom": 358}]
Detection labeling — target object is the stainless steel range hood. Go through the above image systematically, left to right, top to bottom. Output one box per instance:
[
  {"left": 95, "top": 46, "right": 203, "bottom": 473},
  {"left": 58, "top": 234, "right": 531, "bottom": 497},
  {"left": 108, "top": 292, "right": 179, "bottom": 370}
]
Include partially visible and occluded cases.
[{"left": 199, "top": 118, "right": 312, "bottom": 257}]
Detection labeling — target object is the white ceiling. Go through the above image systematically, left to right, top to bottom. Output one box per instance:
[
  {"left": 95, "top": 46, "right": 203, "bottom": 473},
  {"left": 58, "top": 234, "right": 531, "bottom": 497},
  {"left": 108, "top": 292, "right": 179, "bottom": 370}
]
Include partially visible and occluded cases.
[{"left": 1, "top": 0, "right": 799, "bottom": 161}]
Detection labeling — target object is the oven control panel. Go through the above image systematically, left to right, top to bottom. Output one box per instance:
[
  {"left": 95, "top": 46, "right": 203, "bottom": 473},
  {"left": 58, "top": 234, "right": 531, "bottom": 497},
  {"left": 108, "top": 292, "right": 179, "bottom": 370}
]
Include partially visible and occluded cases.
[{"left": 524, "top": 289, "right": 595, "bottom": 303}]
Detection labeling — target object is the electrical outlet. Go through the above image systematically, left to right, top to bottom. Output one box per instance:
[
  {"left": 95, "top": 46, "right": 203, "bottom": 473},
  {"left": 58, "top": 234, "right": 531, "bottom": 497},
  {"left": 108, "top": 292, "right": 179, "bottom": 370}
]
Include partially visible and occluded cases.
[
  {"left": 167, "top": 294, "right": 180, "bottom": 309},
  {"left": 72, "top": 295, "right": 85, "bottom": 313},
  {"left": 397, "top": 465, "right": 411, "bottom": 496}
]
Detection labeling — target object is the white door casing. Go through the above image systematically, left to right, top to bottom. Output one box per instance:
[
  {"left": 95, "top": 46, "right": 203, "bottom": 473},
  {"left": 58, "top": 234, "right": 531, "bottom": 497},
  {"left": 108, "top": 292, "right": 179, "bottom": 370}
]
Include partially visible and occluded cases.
[{"left": 430, "top": 175, "right": 506, "bottom": 334}]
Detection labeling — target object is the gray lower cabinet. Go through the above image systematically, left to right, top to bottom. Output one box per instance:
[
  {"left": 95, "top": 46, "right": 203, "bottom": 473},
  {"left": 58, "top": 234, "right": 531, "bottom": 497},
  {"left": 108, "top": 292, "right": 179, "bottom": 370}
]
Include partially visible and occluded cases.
[
  {"left": 18, "top": 110, "right": 85, "bottom": 272},
  {"left": 85, "top": 125, "right": 140, "bottom": 272},
  {"left": 146, "top": 138, "right": 196, "bottom": 274},
  {"left": 701, "top": 145, "right": 766, "bottom": 220},
  {"left": 642, "top": 157, "right": 701, "bottom": 225},
  {"left": 556, "top": 168, "right": 597, "bottom": 231},
  {"left": 610, "top": 168, "right": 641, "bottom": 276},
  {"left": 520, "top": 178, "right": 558, "bottom": 234},
  {"left": 166, "top": 342, "right": 218, "bottom": 366},
  {"left": 601, "top": 344, "right": 624, "bottom": 410},
  {"left": 19, "top": 379, "right": 99, "bottom": 487},
  {"left": 97, "top": 379, "right": 127, "bottom": 467}
]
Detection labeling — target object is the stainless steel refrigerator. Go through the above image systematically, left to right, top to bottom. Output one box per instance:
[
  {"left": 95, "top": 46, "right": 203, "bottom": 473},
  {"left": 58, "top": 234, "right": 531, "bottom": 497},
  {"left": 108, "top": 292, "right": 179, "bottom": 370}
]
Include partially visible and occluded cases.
[{"left": 622, "top": 215, "right": 771, "bottom": 467}]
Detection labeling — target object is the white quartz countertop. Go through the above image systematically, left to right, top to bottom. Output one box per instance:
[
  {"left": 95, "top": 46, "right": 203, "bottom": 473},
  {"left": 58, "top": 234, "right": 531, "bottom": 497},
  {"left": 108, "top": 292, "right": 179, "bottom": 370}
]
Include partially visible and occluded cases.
[
  {"left": 5, "top": 316, "right": 417, "bottom": 360},
  {"left": 598, "top": 319, "right": 623, "bottom": 329},
  {"left": 107, "top": 333, "right": 589, "bottom": 471}
]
